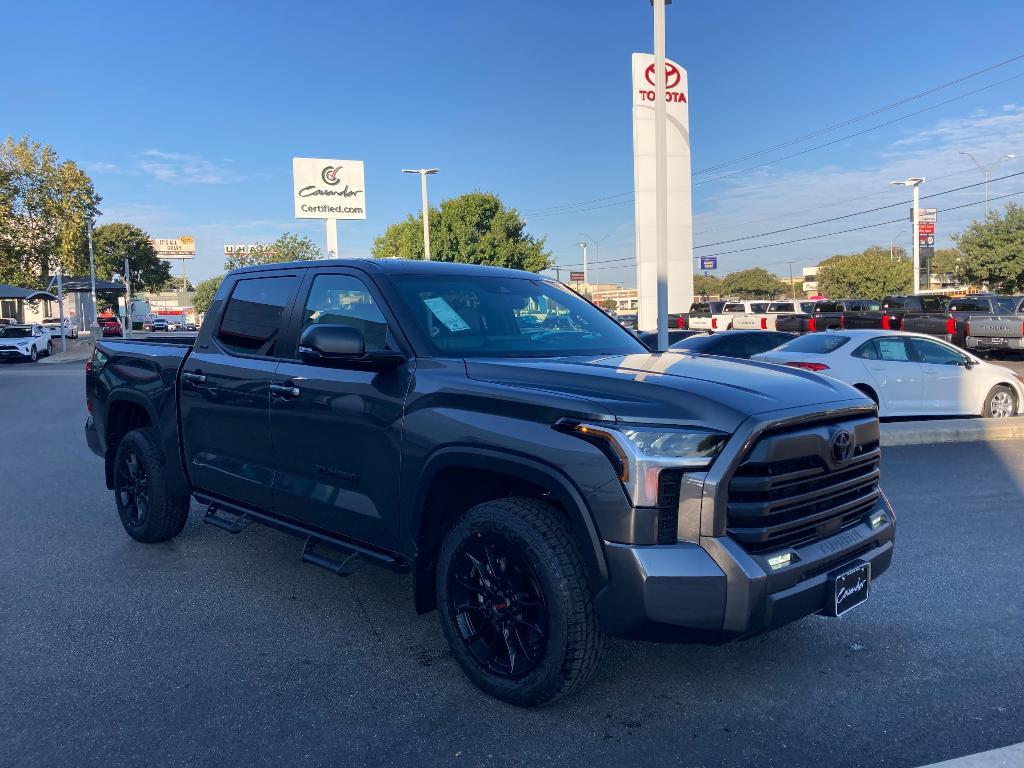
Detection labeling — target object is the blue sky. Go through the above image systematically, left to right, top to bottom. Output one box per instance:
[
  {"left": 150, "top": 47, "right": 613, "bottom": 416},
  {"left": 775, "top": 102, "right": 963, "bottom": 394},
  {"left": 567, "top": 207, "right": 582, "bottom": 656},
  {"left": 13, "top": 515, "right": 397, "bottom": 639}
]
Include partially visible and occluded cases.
[{"left": 3, "top": 0, "right": 1023, "bottom": 286}]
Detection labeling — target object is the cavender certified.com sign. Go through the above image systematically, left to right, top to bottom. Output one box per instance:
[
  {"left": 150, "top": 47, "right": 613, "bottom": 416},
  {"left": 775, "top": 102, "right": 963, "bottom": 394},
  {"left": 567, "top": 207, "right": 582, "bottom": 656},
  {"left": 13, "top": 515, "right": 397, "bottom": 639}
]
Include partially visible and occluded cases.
[{"left": 292, "top": 158, "right": 366, "bottom": 220}]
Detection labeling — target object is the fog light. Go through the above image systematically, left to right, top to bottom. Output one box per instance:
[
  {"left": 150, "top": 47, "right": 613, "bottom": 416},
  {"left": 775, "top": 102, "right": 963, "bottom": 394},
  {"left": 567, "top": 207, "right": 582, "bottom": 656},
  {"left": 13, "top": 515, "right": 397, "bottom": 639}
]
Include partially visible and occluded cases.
[
  {"left": 869, "top": 511, "right": 887, "bottom": 528},
  {"left": 767, "top": 552, "right": 792, "bottom": 570}
]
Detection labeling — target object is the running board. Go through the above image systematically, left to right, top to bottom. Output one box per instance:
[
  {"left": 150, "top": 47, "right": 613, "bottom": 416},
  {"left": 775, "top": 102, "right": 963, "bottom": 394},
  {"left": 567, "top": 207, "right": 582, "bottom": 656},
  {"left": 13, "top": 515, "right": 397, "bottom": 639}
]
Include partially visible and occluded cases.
[{"left": 193, "top": 493, "right": 409, "bottom": 574}]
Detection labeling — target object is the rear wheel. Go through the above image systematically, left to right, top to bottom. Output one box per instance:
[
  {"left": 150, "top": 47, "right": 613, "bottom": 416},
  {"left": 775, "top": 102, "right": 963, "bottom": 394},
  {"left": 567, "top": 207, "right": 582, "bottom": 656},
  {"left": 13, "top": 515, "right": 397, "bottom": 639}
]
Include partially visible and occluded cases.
[
  {"left": 45, "top": 341, "right": 53, "bottom": 356},
  {"left": 983, "top": 386, "right": 1017, "bottom": 418},
  {"left": 113, "top": 427, "right": 189, "bottom": 542},
  {"left": 436, "top": 498, "right": 604, "bottom": 706}
]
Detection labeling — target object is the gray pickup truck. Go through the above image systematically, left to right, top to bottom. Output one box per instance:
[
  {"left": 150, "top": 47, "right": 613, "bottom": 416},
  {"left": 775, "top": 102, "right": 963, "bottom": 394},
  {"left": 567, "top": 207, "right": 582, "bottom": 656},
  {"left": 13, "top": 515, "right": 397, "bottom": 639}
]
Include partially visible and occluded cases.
[
  {"left": 85, "top": 259, "right": 895, "bottom": 705},
  {"left": 962, "top": 295, "right": 1024, "bottom": 355}
]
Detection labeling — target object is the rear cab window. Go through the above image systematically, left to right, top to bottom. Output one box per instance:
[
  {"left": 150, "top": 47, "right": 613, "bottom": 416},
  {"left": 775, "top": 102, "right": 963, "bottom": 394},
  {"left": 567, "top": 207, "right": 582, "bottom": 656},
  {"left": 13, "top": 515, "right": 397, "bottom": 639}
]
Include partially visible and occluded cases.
[{"left": 216, "top": 276, "right": 298, "bottom": 358}]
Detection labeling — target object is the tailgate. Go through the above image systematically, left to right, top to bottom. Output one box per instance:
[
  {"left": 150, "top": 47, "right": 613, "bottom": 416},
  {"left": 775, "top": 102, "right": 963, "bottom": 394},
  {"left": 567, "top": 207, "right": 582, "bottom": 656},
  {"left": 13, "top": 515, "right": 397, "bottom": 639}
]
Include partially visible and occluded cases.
[{"left": 969, "top": 316, "right": 1024, "bottom": 339}]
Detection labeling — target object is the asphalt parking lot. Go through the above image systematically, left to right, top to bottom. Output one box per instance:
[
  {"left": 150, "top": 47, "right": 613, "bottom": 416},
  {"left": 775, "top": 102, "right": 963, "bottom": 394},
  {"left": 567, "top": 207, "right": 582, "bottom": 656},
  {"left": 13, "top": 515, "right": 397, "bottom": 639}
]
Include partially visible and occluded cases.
[{"left": 1, "top": 362, "right": 1022, "bottom": 768}]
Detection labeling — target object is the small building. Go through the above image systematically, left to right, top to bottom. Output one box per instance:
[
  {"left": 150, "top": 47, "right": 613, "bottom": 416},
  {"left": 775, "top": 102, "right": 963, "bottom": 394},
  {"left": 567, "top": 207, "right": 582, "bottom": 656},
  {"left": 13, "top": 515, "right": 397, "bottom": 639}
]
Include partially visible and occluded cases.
[{"left": 0, "top": 284, "right": 59, "bottom": 324}]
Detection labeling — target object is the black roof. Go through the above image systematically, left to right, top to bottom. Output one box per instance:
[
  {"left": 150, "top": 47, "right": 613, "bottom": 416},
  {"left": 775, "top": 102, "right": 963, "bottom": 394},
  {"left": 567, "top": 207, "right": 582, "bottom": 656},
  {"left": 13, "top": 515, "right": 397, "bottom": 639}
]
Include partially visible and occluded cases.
[
  {"left": 230, "top": 258, "right": 542, "bottom": 280},
  {"left": 0, "top": 284, "right": 58, "bottom": 301}
]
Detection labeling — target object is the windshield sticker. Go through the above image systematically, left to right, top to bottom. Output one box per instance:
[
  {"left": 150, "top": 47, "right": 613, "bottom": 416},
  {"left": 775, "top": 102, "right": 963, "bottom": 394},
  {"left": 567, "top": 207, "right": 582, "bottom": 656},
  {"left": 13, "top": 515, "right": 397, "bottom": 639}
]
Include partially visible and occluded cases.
[{"left": 423, "top": 297, "right": 471, "bottom": 332}]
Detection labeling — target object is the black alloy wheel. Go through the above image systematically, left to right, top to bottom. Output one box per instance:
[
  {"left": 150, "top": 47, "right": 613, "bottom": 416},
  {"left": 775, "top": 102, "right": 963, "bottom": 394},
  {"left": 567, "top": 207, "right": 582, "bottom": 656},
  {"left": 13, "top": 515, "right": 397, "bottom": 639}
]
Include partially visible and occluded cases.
[
  {"left": 116, "top": 449, "right": 150, "bottom": 527},
  {"left": 448, "top": 534, "right": 549, "bottom": 678}
]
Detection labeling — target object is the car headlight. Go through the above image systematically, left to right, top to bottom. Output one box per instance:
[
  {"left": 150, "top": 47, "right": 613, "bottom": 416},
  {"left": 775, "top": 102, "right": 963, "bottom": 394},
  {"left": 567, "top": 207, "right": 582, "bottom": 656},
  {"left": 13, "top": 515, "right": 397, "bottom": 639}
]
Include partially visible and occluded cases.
[{"left": 555, "top": 420, "right": 728, "bottom": 506}]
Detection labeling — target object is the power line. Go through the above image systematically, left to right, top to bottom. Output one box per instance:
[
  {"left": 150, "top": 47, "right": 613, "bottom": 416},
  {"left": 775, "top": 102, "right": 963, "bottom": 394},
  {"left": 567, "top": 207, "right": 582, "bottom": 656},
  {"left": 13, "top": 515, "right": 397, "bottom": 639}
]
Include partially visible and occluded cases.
[
  {"left": 693, "top": 53, "right": 1024, "bottom": 175},
  {"left": 522, "top": 54, "right": 1024, "bottom": 217},
  {"left": 693, "top": 170, "right": 1024, "bottom": 249}
]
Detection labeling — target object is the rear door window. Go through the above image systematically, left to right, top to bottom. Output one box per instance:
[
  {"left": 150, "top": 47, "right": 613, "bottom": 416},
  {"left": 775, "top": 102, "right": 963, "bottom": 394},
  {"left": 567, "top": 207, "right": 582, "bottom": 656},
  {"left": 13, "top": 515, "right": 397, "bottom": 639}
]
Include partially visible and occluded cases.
[
  {"left": 217, "top": 276, "right": 298, "bottom": 358},
  {"left": 767, "top": 302, "right": 795, "bottom": 312},
  {"left": 875, "top": 337, "right": 912, "bottom": 362}
]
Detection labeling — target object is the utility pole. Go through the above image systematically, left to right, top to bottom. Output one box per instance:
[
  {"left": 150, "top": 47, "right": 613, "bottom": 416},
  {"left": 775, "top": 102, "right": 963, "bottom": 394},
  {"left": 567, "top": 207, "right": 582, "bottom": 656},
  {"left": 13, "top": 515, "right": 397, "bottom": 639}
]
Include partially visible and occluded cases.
[
  {"left": 652, "top": 0, "right": 670, "bottom": 352},
  {"left": 959, "top": 151, "right": 1015, "bottom": 218},
  {"left": 402, "top": 169, "right": 439, "bottom": 260},
  {"left": 891, "top": 177, "right": 925, "bottom": 295},
  {"left": 326, "top": 219, "right": 338, "bottom": 258},
  {"left": 87, "top": 221, "right": 99, "bottom": 331},
  {"left": 124, "top": 257, "right": 132, "bottom": 339},
  {"left": 787, "top": 261, "right": 797, "bottom": 300},
  {"left": 55, "top": 268, "right": 66, "bottom": 354}
]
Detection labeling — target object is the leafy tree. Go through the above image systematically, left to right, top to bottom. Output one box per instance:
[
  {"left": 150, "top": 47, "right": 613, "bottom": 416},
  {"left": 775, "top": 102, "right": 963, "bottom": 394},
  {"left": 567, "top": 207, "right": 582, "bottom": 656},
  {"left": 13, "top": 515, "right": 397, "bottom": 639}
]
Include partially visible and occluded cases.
[
  {"left": 0, "top": 135, "right": 100, "bottom": 286},
  {"left": 372, "top": 192, "right": 551, "bottom": 272},
  {"left": 951, "top": 203, "right": 1024, "bottom": 292},
  {"left": 91, "top": 223, "right": 172, "bottom": 292},
  {"left": 224, "top": 232, "right": 321, "bottom": 271},
  {"left": 816, "top": 245, "right": 912, "bottom": 299},
  {"left": 930, "top": 248, "right": 959, "bottom": 278},
  {"left": 721, "top": 267, "right": 788, "bottom": 299},
  {"left": 693, "top": 273, "right": 722, "bottom": 298},
  {"left": 192, "top": 275, "right": 224, "bottom": 315},
  {"left": 162, "top": 276, "right": 195, "bottom": 291},
  {"left": 599, "top": 299, "right": 617, "bottom": 310}
]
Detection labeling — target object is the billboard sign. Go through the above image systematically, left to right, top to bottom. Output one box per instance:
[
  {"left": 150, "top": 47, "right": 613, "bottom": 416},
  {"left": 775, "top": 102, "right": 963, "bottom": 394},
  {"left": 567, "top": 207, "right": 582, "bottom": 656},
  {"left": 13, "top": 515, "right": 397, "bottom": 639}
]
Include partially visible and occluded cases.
[
  {"left": 631, "top": 53, "right": 694, "bottom": 330},
  {"left": 292, "top": 158, "right": 366, "bottom": 220},
  {"left": 917, "top": 208, "right": 937, "bottom": 247},
  {"left": 152, "top": 236, "right": 196, "bottom": 259},
  {"left": 224, "top": 244, "right": 266, "bottom": 256},
  {"left": 700, "top": 257, "right": 718, "bottom": 271},
  {"left": 569, "top": 271, "right": 585, "bottom": 282}
]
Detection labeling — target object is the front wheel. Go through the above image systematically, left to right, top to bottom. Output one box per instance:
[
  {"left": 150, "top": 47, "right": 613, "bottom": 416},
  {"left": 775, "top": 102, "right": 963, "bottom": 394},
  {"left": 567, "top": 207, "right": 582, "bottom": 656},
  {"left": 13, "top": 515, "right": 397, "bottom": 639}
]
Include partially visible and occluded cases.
[
  {"left": 29, "top": 346, "right": 38, "bottom": 362},
  {"left": 983, "top": 385, "right": 1017, "bottom": 418},
  {"left": 113, "top": 427, "right": 190, "bottom": 542},
  {"left": 436, "top": 497, "right": 604, "bottom": 706}
]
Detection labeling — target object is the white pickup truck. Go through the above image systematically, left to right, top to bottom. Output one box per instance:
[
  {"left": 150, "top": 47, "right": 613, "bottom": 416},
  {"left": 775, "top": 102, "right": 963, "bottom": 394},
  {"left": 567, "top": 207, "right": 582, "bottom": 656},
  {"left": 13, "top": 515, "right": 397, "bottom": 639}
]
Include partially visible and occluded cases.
[
  {"left": 688, "top": 300, "right": 770, "bottom": 331},
  {"left": 732, "top": 300, "right": 821, "bottom": 331}
]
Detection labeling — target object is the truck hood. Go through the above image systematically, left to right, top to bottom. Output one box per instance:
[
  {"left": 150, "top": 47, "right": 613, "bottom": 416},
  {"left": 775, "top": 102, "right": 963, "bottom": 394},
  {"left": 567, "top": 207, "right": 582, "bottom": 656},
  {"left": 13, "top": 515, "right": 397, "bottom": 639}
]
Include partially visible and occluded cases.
[{"left": 465, "top": 352, "right": 865, "bottom": 432}]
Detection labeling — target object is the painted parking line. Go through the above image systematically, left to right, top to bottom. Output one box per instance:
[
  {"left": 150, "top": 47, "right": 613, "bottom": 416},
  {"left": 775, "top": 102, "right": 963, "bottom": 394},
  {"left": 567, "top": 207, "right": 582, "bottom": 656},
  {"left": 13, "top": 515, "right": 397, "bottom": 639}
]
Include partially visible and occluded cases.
[{"left": 917, "top": 742, "right": 1024, "bottom": 768}]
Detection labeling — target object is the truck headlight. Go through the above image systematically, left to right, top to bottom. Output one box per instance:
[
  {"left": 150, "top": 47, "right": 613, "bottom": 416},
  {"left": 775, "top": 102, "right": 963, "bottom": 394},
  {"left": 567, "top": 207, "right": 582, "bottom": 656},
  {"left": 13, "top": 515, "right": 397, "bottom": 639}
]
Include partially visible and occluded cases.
[{"left": 555, "top": 420, "right": 728, "bottom": 507}]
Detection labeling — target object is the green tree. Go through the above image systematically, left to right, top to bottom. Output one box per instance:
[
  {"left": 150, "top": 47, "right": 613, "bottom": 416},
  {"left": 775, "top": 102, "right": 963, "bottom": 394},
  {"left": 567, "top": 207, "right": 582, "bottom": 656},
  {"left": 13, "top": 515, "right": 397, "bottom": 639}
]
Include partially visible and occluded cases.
[
  {"left": 0, "top": 135, "right": 100, "bottom": 286},
  {"left": 372, "top": 192, "right": 551, "bottom": 272},
  {"left": 952, "top": 203, "right": 1024, "bottom": 292},
  {"left": 91, "top": 223, "right": 172, "bottom": 292},
  {"left": 223, "top": 232, "right": 321, "bottom": 271},
  {"left": 816, "top": 245, "right": 912, "bottom": 299},
  {"left": 930, "top": 247, "right": 959, "bottom": 278},
  {"left": 721, "top": 267, "right": 788, "bottom": 299},
  {"left": 693, "top": 273, "right": 722, "bottom": 298},
  {"left": 192, "top": 275, "right": 224, "bottom": 315},
  {"left": 599, "top": 298, "right": 617, "bottom": 310}
]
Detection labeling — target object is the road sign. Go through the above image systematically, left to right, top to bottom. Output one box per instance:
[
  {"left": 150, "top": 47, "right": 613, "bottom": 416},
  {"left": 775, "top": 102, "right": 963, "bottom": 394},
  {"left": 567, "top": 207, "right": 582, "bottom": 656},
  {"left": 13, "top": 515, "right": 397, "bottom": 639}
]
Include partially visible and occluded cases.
[
  {"left": 700, "top": 257, "right": 718, "bottom": 271},
  {"left": 569, "top": 271, "right": 585, "bottom": 282}
]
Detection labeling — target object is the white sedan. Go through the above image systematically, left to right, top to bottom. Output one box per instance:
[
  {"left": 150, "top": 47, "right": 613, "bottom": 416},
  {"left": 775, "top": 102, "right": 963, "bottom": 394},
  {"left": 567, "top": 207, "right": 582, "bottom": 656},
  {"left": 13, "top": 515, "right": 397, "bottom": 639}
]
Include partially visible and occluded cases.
[
  {"left": 0, "top": 324, "right": 54, "bottom": 362},
  {"left": 753, "top": 330, "right": 1024, "bottom": 418}
]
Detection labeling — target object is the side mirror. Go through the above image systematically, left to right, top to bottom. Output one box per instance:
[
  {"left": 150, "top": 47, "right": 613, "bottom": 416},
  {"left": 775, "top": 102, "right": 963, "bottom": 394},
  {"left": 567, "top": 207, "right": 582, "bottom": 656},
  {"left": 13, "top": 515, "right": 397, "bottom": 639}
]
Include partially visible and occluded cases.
[{"left": 299, "top": 324, "right": 365, "bottom": 364}]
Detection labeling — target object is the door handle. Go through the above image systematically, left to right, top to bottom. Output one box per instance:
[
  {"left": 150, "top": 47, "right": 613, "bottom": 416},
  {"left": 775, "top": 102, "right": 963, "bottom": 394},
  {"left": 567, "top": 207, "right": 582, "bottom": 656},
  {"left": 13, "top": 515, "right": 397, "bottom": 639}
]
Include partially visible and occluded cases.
[
  {"left": 182, "top": 371, "right": 207, "bottom": 385},
  {"left": 270, "top": 383, "right": 301, "bottom": 398}
]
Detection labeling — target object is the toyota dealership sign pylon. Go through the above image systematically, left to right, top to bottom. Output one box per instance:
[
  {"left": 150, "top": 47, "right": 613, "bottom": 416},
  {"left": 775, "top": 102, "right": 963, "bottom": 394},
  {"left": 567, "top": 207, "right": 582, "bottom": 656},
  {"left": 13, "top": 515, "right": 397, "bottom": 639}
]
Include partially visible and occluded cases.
[{"left": 631, "top": 52, "right": 694, "bottom": 330}]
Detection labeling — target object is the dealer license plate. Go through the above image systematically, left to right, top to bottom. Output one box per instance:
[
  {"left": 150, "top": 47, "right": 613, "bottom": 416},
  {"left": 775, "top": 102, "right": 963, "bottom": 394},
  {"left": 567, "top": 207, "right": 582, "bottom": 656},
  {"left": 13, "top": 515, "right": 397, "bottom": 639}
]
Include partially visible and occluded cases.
[{"left": 828, "top": 561, "right": 871, "bottom": 616}]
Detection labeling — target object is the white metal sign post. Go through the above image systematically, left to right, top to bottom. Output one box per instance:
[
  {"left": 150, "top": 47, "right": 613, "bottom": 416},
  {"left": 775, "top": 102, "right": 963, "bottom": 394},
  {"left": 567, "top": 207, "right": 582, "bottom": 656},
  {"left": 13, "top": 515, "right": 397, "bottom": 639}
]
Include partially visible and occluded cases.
[
  {"left": 631, "top": 44, "right": 693, "bottom": 338},
  {"left": 292, "top": 158, "right": 367, "bottom": 258}
]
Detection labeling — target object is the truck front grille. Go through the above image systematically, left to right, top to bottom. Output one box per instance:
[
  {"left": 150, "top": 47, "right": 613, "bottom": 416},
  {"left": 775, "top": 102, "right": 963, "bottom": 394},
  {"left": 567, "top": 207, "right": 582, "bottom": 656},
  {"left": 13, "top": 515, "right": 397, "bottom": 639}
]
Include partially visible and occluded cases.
[
  {"left": 725, "top": 417, "right": 880, "bottom": 554},
  {"left": 657, "top": 470, "right": 682, "bottom": 544}
]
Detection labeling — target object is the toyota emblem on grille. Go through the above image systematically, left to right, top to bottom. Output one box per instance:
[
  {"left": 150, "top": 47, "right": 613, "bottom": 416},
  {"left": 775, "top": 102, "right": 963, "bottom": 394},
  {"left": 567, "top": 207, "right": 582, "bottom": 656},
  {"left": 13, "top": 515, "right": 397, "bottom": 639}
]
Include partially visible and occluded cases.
[{"left": 831, "top": 430, "right": 854, "bottom": 464}]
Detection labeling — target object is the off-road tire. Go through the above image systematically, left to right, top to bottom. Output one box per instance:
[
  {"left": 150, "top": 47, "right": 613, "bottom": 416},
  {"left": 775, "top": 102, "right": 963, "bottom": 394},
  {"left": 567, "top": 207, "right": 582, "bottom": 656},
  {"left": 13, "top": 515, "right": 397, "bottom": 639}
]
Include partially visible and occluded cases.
[
  {"left": 983, "top": 385, "right": 1017, "bottom": 418},
  {"left": 113, "top": 427, "right": 190, "bottom": 542},
  {"left": 436, "top": 497, "right": 604, "bottom": 706}
]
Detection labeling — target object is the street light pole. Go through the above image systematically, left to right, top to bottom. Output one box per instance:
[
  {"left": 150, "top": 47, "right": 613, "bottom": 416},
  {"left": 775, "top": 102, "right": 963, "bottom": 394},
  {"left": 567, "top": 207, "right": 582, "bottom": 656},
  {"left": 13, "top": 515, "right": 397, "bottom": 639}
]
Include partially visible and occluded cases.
[
  {"left": 652, "top": 0, "right": 670, "bottom": 352},
  {"left": 959, "top": 151, "right": 1015, "bottom": 218},
  {"left": 402, "top": 168, "right": 439, "bottom": 260},
  {"left": 891, "top": 177, "right": 925, "bottom": 295},
  {"left": 86, "top": 220, "right": 99, "bottom": 331},
  {"left": 576, "top": 242, "right": 588, "bottom": 288},
  {"left": 787, "top": 260, "right": 797, "bottom": 300}
]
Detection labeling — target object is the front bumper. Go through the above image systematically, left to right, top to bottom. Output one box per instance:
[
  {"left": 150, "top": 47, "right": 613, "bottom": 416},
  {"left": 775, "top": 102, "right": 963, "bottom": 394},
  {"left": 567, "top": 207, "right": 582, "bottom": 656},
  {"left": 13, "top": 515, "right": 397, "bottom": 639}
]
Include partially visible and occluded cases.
[
  {"left": 0, "top": 346, "right": 33, "bottom": 358},
  {"left": 596, "top": 502, "right": 894, "bottom": 641}
]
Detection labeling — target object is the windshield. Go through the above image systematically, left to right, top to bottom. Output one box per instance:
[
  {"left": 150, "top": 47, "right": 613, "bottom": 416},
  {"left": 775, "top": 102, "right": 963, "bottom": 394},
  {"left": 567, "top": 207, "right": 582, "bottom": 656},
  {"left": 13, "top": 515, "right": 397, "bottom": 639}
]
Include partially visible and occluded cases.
[
  {"left": 391, "top": 275, "right": 646, "bottom": 358},
  {"left": 0, "top": 327, "right": 32, "bottom": 338},
  {"left": 776, "top": 334, "right": 851, "bottom": 353}
]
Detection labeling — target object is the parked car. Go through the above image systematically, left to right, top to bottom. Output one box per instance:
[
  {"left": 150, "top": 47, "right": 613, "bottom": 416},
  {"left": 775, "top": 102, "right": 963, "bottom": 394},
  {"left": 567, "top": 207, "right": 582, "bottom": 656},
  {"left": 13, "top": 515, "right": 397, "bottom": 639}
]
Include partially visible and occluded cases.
[
  {"left": 86, "top": 259, "right": 894, "bottom": 706},
  {"left": 960, "top": 296, "right": 1024, "bottom": 356},
  {"left": 775, "top": 299, "right": 881, "bottom": 334},
  {"left": 686, "top": 300, "right": 727, "bottom": 331},
  {"left": 732, "top": 300, "right": 820, "bottom": 331},
  {"left": 615, "top": 313, "right": 638, "bottom": 330},
  {"left": 42, "top": 316, "right": 78, "bottom": 339},
  {"left": 98, "top": 317, "right": 123, "bottom": 337},
  {"left": 145, "top": 317, "right": 169, "bottom": 332},
  {"left": 166, "top": 318, "right": 182, "bottom": 331},
  {"left": 183, "top": 321, "right": 198, "bottom": 332},
  {"left": 0, "top": 323, "right": 53, "bottom": 361},
  {"left": 635, "top": 329, "right": 701, "bottom": 348},
  {"left": 670, "top": 330, "right": 795, "bottom": 359},
  {"left": 753, "top": 330, "right": 1024, "bottom": 418}
]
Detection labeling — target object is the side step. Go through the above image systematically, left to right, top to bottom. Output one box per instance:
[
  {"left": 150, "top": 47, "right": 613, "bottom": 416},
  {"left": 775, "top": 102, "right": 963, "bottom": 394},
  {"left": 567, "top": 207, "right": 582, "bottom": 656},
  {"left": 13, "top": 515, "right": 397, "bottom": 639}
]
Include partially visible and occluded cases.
[
  {"left": 193, "top": 493, "right": 409, "bottom": 575},
  {"left": 203, "top": 503, "right": 253, "bottom": 534},
  {"left": 301, "top": 537, "right": 363, "bottom": 577}
]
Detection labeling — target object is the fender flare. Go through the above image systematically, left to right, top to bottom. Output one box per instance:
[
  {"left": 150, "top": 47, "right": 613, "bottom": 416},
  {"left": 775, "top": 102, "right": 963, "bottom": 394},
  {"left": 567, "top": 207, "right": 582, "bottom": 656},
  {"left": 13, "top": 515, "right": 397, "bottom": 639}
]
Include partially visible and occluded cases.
[
  {"left": 103, "top": 391, "right": 189, "bottom": 496},
  {"left": 408, "top": 446, "right": 610, "bottom": 609}
]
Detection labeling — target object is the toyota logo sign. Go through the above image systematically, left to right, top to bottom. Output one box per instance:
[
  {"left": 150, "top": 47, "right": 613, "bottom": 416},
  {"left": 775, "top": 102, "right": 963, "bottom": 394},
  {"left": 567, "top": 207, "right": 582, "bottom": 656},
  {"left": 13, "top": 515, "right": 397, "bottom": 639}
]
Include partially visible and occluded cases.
[
  {"left": 645, "top": 62, "right": 681, "bottom": 89},
  {"left": 830, "top": 430, "right": 854, "bottom": 464}
]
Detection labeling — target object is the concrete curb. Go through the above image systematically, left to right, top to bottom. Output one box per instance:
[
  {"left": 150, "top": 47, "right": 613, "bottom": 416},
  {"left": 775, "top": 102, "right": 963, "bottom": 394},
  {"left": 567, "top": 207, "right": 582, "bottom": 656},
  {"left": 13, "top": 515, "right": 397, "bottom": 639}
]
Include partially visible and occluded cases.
[
  {"left": 38, "top": 339, "right": 93, "bottom": 365},
  {"left": 881, "top": 417, "right": 1024, "bottom": 446},
  {"left": 916, "top": 742, "right": 1024, "bottom": 767}
]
